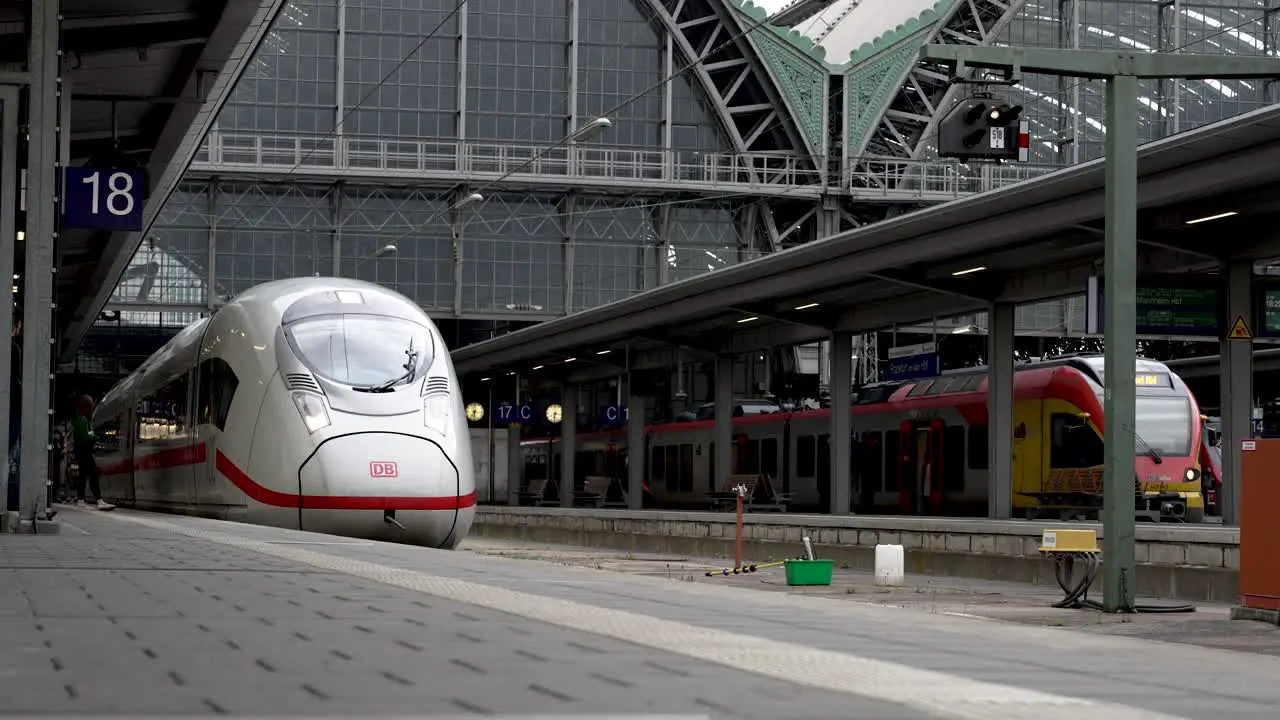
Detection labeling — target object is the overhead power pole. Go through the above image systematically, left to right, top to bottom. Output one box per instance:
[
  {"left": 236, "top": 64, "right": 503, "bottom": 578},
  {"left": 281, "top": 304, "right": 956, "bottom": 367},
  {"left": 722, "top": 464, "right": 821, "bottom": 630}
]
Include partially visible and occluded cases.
[{"left": 920, "top": 46, "right": 1280, "bottom": 613}]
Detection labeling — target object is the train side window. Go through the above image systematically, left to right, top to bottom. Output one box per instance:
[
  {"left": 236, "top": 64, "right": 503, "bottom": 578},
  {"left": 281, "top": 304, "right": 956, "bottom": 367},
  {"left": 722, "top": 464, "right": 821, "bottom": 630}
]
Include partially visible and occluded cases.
[
  {"left": 197, "top": 358, "right": 239, "bottom": 431},
  {"left": 136, "top": 373, "right": 190, "bottom": 445},
  {"left": 1050, "top": 414, "right": 1104, "bottom": 469},
  {"left": 92, "top": 420, "right": 121, "bottom": 453},
  {"left": 967, "top": 425, "right": 989, "bottom": 469},
  {"left": 944, "top": 426, "right": 966, "bottom": 492},
  {"left": 884, "top": 430, "right": 900, "bottom": 491},
  {"left": 858, "top": 432, "right": 883, "bottom": 493},
  {"left": 796, "top": 435, "right": 816, "bottom": 477},
  {"left": 760, "top": 437, "right": 778, "bottom": 479},
  {"left": 741, "top": 439, "right": 760, "bottom": 475},
  {"left": 679, "top": 444, "right": 693, "bottom": 492},
  {"left": 651, "top": 445, "right": 664, "bottom": 481},
  {"left": 664, "top": 445, "right": 679, "bottom": 492},
  {"left": 574, "top": 451, "right": 593, "bottom": 480}
]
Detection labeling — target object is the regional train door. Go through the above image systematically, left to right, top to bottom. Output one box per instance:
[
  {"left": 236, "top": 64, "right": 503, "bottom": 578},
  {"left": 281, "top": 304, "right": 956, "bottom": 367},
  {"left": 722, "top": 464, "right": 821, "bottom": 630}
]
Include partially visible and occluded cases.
[{"left": 897, "top": 419, "right": 944, "bottom": 515}]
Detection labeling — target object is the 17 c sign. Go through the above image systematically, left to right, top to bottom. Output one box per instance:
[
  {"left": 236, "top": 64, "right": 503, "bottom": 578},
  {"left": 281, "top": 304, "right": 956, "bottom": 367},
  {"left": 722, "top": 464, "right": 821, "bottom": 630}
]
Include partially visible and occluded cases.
[{"left": 62, "top": 167, "right": 146, "bottom": 232}]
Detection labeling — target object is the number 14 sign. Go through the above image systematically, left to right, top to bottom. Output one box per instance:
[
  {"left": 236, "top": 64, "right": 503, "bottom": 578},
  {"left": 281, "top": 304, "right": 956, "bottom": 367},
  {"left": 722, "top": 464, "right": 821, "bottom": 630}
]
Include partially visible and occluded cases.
[{"left": 61, "top": 167, "right": 146, "bottom": 232}]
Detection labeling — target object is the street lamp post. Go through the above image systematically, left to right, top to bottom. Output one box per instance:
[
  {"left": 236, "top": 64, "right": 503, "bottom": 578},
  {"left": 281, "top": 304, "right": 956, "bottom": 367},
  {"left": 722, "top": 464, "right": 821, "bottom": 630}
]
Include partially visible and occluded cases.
[
  {"left": 451, "top": 192, "right": 486, "bottom": 317},
  {"left": 348, "top": 243, "right": 397, "bottom": 278}
]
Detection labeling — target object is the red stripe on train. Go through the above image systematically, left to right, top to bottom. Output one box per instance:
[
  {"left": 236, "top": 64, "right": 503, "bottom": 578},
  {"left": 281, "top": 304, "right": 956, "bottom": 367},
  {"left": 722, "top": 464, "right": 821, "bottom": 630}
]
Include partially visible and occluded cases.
[{"left": 101, "top": 442, "right": 475, "bottom": 511}]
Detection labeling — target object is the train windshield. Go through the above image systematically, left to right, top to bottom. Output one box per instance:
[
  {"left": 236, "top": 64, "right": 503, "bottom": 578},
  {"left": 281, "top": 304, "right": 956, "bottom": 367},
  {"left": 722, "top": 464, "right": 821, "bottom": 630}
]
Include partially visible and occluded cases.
[
  {"left": 285, "top": 313, "right": 433, "bottom": 389},
  {"left": 1134, "top": 396, "right": 1193, "bottom": 457}
]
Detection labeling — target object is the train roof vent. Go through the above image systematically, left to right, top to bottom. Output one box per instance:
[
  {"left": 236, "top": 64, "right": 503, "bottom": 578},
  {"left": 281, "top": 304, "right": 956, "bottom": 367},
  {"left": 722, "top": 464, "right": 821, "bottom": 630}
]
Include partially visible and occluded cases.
[
  {"left": 285, "top": 373, "right": 321, "bottom": 393},
  {"left": 424, "top": 376, "right": 450, "bottom": 397}
]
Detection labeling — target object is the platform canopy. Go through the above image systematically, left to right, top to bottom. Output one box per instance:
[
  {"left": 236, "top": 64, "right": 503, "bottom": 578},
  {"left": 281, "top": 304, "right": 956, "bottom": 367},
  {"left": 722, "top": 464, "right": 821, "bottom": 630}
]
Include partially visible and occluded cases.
[
  {"left": 0, "top": 0, "right": 283, "bottom": 360},
  {"left": 452, "top": 103, "right": 1280, "bottom": 382}
]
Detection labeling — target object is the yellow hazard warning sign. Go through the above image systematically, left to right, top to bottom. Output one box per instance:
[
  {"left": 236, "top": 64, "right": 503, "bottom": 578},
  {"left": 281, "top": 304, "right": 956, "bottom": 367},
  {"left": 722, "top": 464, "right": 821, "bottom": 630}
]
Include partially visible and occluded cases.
[{"left": 1229, "top": 315, "right": 1253, "bottom": 340}]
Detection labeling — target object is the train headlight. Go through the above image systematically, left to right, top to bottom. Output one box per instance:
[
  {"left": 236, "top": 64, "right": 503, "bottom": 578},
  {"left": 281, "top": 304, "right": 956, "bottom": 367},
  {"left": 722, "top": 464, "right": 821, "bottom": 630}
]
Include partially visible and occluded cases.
[
  {"left": 291, "top": 391, "right": 331, "bottom": 434},
  {"left": 424, "top": 395, "right": 450, "bottom": 434},
  {"left": 1185, "top": 467, "right": 1200, "bottom": 483}
]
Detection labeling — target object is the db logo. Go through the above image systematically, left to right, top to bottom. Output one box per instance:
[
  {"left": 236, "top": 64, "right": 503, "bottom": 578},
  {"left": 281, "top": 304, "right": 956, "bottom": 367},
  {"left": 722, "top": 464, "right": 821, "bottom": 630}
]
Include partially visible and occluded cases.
[{"left": 369, "top": 461, "right": 398, "bottom": 478}]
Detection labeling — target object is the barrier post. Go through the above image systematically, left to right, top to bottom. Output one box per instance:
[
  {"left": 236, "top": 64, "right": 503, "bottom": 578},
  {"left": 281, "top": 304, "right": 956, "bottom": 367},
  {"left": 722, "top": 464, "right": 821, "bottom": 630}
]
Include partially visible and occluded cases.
[{"left": 734, "top": 483, "right": 746, "bottom": 569}]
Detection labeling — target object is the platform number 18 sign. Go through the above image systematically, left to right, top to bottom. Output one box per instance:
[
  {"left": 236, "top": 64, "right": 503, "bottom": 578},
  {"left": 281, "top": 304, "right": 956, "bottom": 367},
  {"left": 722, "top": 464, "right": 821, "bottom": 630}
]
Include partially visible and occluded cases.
[{"left": 61, "top": 166, "right": 146, "bottom": 232}]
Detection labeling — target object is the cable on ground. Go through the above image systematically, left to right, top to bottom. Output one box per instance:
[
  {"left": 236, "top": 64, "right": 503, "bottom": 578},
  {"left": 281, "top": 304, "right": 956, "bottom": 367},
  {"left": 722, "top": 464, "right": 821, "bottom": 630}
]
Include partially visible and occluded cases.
[{"left": 1050, "top": 553, "right": 1197, "bottom": 613}]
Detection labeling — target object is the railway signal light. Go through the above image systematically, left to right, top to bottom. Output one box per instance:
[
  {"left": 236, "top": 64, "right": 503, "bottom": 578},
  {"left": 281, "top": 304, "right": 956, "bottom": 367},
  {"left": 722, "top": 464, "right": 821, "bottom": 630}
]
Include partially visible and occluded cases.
[{"left": 939, "top": 96, "right": 1029, "bottom": 163}]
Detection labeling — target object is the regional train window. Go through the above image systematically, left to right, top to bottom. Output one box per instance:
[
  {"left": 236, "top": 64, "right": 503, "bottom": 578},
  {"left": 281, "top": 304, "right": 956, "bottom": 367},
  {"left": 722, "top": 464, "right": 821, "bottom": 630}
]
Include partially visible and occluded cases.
[
  {"left": 1049, "top": 414, "right": 1104, "bottom": 469},
  {"left": 967, "top": 425, "right": 989, "bottom": 469},
  {"left": 944, "top": 426, "right": 966, "bottom": 492},
  {"left": 884, "top": 430, "right": 900, "bottom": 491},
  {"left": 857, "top": 432, "right": 883, "bottom": 493},
  {"left": 796, "top": 435, "right": 816, "bottom": 477},
  {"left": 760, "top": 438, "right": 778, "bottom": 479},
  {"left": 740, "top": 440, "right": 760, "bottom": 475},
  {"left": 679, "top": 444, "right": 693, "bottom": 492},
  {"left": 650, "top": 445, "right": 664, "bottom": 481},
  {"left": 664, "top": 445, "right": 679, "bottom": 492}
]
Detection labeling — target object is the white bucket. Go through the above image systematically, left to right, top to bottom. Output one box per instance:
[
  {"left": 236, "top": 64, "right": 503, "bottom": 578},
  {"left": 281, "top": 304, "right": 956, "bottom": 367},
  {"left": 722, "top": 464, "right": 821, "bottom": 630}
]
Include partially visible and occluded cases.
[{"left": 874, "top": 544, "right": 905, "bottom": 587}]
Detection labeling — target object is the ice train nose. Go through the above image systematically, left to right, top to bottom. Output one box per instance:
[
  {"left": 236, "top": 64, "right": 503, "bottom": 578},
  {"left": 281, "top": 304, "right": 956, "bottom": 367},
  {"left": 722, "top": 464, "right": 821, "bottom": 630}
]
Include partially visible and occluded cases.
[
  {"left": 297, "top": 432, "right": 471, "bottom": 547},
  {"left": 298, "top": 432, "right": 464, "bottom": 507}
]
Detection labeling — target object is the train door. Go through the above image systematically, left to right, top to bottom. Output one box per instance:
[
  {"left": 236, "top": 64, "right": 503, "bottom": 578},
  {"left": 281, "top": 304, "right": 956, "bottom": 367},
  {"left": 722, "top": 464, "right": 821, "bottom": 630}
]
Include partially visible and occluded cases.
[
  {"left": 190, "top": 360, "right": 218, "bottom": 510},
  {"left": 123, "top": 406, "right": 138, "bottom": 506},
  {"left": 897, "top": 419, "right": 944, "bottom": 515}
]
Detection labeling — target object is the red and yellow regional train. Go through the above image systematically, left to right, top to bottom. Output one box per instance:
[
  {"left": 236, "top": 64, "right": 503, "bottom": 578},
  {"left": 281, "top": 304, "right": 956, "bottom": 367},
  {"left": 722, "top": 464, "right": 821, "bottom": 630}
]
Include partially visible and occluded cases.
[{"left": 521, "top": 355, "right": 1211, "bottom": 522}]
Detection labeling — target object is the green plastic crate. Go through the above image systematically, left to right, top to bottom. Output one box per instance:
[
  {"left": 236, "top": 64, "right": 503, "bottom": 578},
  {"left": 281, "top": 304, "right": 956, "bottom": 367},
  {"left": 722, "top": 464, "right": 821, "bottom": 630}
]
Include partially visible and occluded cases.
[{"left": 783, "top": 559, "right": 833, "bottom": 586}]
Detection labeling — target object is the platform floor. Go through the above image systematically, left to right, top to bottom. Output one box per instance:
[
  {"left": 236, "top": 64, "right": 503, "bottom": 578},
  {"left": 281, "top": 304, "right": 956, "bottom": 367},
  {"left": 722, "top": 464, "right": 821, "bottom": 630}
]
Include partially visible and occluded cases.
[{"left": 0, "top": 507, "right": 1273, "bottom": 719}]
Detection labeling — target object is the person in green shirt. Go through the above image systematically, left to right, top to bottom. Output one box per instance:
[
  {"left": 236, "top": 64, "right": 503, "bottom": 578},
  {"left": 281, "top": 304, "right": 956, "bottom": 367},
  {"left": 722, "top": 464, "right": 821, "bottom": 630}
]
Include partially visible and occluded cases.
[{"left": 71, "top": 395, "right": 113, "bottom": 510}]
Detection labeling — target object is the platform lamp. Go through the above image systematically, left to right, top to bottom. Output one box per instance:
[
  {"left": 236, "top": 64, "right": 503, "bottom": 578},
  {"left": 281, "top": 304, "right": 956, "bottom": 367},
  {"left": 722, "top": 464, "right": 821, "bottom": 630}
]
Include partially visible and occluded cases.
[
  {"left": 450, "top": 193, "right": 486, "bottom": 316},
  {"left": 345, "top": 243, "right": 398, "bottom": 279}
]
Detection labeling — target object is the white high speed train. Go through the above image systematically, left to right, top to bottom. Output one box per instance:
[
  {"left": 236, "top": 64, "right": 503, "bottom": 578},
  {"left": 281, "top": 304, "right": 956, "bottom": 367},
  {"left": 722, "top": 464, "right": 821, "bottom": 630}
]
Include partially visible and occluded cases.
[{"left": 92, "top": 277, "right": 475, "bottom": 548}]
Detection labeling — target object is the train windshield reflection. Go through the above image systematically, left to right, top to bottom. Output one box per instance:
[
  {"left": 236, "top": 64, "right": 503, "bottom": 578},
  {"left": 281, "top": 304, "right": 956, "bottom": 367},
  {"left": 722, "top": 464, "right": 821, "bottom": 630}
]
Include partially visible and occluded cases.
[
  {"left": 286, "top": 314, "right": 433, "bottom": 388},
  {"left": 1135, "top": 397, "right": 1193, "bottom": 456}
]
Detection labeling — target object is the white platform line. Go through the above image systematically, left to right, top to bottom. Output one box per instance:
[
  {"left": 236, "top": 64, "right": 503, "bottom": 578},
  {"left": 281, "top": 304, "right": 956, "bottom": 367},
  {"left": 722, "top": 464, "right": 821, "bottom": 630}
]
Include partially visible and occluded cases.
[{"left": 104, "top": 511, "right": 1191, "bottom": 720}]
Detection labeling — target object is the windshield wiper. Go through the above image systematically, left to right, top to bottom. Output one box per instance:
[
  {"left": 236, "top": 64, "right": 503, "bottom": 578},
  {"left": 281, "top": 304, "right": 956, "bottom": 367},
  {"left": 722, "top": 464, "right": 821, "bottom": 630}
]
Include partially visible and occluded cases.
[
  {"left": 354, "top": 339, "right": 418, "bottom": 393},
  {"left": 1134, "top": 431, "right": 1162, "bottom": 464}
]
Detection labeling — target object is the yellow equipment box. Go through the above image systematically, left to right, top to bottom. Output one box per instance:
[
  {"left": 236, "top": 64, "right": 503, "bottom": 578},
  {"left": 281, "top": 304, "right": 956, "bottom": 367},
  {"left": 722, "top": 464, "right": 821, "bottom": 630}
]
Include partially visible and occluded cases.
[{"left": 1039, "top": 529, "right": 1099, "bottom": 554}]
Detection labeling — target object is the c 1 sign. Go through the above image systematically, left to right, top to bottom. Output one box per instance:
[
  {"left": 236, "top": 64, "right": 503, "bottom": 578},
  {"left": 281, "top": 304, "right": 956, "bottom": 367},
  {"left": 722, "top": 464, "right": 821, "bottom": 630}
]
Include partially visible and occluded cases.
[{"left": 62, "top": 167, "right": 146, "bottom": 232}]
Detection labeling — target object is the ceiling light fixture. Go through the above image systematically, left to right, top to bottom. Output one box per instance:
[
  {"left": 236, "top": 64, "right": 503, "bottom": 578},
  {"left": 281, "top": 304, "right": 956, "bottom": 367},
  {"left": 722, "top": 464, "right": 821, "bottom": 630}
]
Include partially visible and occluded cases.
[
  {"left": 1185, "top": 211, "right": 1237, "bottom": 225},
  {"left": 951, "top": 266, "right": 986, "bottom": 276},
  {"left": 794, "top": 302, "right": 819, "bottom": 310},
  {"left": 737, "top": 316, "right": 758, "bottom": 324}
]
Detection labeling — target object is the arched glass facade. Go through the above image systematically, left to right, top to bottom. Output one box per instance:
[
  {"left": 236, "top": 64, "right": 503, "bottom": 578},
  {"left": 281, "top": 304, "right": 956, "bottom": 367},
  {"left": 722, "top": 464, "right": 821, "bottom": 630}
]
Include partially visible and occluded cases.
[
  {"left": 100, "top": 0, "right": 1278, "bottom": 348},
  {"left": 123, "top": 0, "right": 752, "bottom": 329}
]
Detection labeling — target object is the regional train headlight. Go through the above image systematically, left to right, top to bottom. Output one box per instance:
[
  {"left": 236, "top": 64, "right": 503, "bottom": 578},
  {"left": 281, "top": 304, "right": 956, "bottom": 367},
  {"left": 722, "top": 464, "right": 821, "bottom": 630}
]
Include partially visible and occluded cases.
[
  {"left": 291, "top": 391, "right": 331, "bottom": 434},
  {"left": 1184, "top": 467, "right": 1200, "bottom": 482}
]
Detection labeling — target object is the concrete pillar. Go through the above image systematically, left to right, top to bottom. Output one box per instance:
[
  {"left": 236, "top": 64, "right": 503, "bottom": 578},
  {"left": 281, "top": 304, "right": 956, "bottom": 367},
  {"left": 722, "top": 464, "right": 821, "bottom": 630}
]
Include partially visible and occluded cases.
[
  {"left": 20, "top": 0, "right": 59, "bottom": 520},
  {"left": 0, "top": 87, "right": 19, "bottom": 502},
  {"left": 1221, "top": 258, "right": 1252, "bottom": 526},
  {"left": 987, "top": 302, "right": 1015, "bottom": 519},
  {"left": 830, "top": 331, "right": 852, "bottom": 514},
  {"left": 715, "top": 354, "right": 734, "bottom": 490},
  {"left": 560, "top": 385, "right": 577, "bottom": 507},
  {"left": 627, "top": 389, "right": 644, "bottom": 509},
  {"left": 506, "top": 425, "right": 522, "bottom": 506}
]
